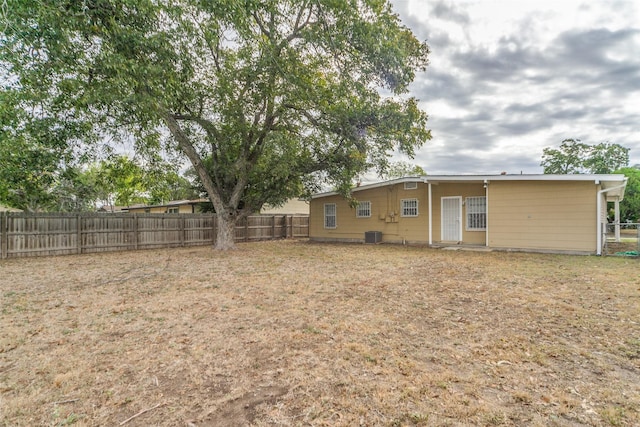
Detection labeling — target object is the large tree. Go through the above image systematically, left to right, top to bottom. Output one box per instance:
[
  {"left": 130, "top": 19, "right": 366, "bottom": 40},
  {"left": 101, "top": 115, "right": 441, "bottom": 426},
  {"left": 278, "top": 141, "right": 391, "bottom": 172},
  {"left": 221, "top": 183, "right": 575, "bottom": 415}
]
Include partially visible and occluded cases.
[
  {"left": 2, "top": 0, "right": 430, "bottom": 249},
  {"left": 541, "top": 139, "right": 629, "bottom": 174}
]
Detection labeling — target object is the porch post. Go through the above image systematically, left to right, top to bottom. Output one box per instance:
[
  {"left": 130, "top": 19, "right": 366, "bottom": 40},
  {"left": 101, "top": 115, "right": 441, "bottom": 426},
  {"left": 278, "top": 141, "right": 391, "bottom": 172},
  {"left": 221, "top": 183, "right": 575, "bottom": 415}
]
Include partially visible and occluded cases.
[
  {"left": 484, "top": 180, "right": 489, "bottom": 247},
  {"left": 428, "top": 182, "right": 432, "bottom": 245},
  {"left": 614, "top": 198, "right": 621, "bottom": 242}
]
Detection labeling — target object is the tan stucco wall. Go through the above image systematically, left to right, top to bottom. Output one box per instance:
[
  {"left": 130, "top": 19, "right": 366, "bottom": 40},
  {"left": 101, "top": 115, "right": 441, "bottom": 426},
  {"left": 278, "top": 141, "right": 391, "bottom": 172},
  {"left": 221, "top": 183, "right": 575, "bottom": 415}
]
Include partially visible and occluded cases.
[
  {"left": 487, "top": 181, "right": 597, "bottom": 252},
  {"left": 309, "top": 183, "right": 429, "bottom": 243}
]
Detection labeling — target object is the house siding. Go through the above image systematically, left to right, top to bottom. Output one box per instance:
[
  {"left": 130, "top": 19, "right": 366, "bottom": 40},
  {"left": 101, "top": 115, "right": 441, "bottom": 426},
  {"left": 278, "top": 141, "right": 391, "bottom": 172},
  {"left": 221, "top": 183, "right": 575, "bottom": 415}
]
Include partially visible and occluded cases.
[
  {"left": 310, "top": 175, "right": 624, "bottom": 254},
  {"left": 487, "top": 181, "right": 597, "bottom": 252},
  {"left": 309, "top": 183, "right": 429, "bottom": 243},
  {"left": 429, "top": 183, "right": 486, "bottom": 245},
  {"left": 127, "top": 204, "right": 196, "bottom": 214}
]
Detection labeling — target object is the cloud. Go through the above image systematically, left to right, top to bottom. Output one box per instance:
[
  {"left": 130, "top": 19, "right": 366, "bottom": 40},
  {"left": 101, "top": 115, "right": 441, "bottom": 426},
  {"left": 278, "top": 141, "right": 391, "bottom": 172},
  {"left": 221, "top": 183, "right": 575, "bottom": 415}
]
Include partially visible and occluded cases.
[
  {"left": 389, "top": 0, "right": 640, "bottom": 174},
  {"left": 429, "top": 1, "right": 470, "bottom": 25}
]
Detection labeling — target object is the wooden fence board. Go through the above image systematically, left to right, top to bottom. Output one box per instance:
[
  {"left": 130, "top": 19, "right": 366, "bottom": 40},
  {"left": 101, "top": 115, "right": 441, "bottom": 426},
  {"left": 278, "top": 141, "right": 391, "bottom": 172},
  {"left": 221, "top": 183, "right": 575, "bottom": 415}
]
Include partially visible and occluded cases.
[{"left": 0, "top": 213, "right": 308, "bottom": 259}]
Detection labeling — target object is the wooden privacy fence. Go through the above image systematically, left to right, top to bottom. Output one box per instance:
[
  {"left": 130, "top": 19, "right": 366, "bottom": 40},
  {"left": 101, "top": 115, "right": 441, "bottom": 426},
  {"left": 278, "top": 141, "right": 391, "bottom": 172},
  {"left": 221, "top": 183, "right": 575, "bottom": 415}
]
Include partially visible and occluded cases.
[{"left": 0, "top": 212, "right": 309, "bottom": 259}]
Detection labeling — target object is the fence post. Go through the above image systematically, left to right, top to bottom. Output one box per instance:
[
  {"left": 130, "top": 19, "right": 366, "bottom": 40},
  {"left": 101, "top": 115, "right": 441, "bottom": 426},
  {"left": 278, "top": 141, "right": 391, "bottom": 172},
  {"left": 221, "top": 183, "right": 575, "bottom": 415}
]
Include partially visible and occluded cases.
[
  {"left": 1, "top": 213, "right": 7, "bottom": 259},
  {"left": 76, "top": 214, "right": 82, "bottom": 254},
  {"left": 133, "top": 214, "right": 139, "bottom": 250},
  {"left": 180, "top": 214, "right": 185, "bottom": 247},
  {"left": 271, "top": 215, "right": 276, "bottom": 240}
]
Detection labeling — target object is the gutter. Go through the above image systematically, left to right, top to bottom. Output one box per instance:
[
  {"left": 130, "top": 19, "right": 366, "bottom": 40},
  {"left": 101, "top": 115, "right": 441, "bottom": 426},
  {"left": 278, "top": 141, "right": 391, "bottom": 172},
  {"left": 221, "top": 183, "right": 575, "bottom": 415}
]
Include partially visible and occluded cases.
[{"left": 596, "top": 179, "right": 628, "bottom": 255}]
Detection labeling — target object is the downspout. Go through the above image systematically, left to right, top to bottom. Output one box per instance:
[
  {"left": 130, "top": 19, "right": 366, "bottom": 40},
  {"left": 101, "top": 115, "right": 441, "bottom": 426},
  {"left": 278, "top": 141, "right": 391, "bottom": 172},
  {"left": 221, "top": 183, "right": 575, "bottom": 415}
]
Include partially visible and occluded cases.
[
  {"left": 422, "top": 177, "right": 433, "bottom": 245},
  {"left": 596, "top": 179, "right": 627, "bottom": 255},
  {"left": 484, "top": 180, "right": 489, "bottom": 247},
  {"left": 428, "top": 182, "right": 433, "bottom": 245}
]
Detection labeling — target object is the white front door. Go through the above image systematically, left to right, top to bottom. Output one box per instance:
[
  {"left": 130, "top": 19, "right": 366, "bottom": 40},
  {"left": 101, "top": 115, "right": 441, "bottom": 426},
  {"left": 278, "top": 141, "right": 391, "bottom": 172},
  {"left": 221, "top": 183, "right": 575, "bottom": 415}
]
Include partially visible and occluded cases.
[{"left": 441, "top": 197, "right": 462, "bottom": 241}]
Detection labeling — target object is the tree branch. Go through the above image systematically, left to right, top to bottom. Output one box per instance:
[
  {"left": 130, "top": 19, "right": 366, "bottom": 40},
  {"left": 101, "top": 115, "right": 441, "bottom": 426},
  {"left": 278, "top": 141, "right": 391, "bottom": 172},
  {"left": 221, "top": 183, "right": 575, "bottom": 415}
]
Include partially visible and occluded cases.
[
  {"left": 286, "top": 1, "right": 315, "bottom": 43},
  {"left": 163, "top": 112, "right": 223, "bottom": 212},
  {"left": 172, "top": 113, "right": 221, "bottom": 142}
]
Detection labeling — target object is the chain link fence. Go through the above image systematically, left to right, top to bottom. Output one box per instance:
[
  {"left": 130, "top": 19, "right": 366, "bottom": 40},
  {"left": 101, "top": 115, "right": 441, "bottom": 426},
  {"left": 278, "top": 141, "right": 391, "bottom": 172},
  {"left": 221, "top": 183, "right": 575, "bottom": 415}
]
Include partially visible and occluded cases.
[{"left": 603, "top": 222, "right": 639, "bottom": 257}]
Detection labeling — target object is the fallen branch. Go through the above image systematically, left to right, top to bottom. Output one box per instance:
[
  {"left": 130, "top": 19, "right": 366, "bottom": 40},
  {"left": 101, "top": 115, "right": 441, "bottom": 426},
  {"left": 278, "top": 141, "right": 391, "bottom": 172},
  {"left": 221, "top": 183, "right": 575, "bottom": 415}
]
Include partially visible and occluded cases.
[
  {"left": 51, "top": 398, "right": 79, "bottom": 405},
  {"left": 119, "top": 402, "right": 164, "bottom": 425}
]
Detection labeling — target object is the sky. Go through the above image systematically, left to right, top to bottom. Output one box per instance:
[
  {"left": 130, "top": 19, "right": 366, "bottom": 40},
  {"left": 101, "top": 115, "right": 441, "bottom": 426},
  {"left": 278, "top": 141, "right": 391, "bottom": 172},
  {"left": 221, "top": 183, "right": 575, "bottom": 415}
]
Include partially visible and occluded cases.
[{"left": 387, "top": 0, "right": 640, "bottom": 175}]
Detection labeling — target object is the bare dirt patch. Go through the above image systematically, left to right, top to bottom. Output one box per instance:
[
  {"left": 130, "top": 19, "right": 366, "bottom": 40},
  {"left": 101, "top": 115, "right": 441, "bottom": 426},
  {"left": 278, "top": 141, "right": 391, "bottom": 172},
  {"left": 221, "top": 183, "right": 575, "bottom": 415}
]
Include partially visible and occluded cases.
[{"left": 1, "top": 240, "right": 639, "bottom": 426}]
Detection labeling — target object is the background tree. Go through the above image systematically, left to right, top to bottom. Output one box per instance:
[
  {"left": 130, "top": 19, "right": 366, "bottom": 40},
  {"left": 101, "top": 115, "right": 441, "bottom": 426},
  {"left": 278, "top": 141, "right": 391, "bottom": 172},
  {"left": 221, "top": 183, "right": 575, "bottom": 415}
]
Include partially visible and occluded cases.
[
  {"left": 3, "top": 0, "right": 430, "bottom": 249},
  {"left": 0, "top": 88, "right": 89, "bottom": 211},
  {"left": 0, "top": 136, "right": 63, "bottom": 212},
  {"left": 541, "top": 139, "right": 629, "bottom": 174},
  {"left": 585, "top": 142, "right": 631, "bottom": 174},
  {"left": 83, "top": 155, "right": 198, "bottom": 209},
  {"left": 84, "top": 156, "right": 149, "bottom": 207},
  {"left": 380, "top": 160, "right": 426, "bottom": 179},
  {"left": 614, "top": 167, "right": 640, "bottom": 223},
  {"left": 147, "top": 171, "right": 200, "bottom": 205}
]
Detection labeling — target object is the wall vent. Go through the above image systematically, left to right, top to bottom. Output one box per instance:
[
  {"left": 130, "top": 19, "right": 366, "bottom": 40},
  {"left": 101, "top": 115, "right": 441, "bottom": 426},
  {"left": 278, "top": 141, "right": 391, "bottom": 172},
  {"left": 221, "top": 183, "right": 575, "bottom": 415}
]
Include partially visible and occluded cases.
[{"left": 404, "top": 182, "right": 418, "bottom": 190}]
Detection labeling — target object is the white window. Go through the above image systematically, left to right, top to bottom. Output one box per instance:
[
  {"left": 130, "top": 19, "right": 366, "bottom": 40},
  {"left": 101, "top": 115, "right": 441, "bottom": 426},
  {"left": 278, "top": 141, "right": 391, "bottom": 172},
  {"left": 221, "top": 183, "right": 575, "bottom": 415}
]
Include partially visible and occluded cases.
[
  {"left": 404, "top": 182, "right": 418, "bottom": 190},
  {"left": 466, "top": 196, "right": 486, "bottom": 231},
  {"left": 401, "top": 199, "right": 418, "bottom": 217},
  {"left": 356, "top": 201, "right": 371, "bottom": 218},
  {"left": 324, "top": 203, "right": 336, "bottom": 228},
  {"left": 167, "top": 207, "right": 179, "bottom": 214}
]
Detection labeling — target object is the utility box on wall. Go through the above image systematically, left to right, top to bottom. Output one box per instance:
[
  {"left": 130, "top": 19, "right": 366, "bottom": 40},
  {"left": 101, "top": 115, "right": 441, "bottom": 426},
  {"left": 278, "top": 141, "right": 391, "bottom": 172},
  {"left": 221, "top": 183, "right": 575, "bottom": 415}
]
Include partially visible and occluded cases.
[{"left": 364, "top": 231, "right": 382, "bottom": 244}]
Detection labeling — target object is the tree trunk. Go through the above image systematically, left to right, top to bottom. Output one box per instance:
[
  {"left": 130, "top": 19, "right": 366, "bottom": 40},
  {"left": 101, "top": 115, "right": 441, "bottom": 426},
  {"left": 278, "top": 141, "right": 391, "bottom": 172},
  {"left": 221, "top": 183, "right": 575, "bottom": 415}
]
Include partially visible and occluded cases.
[{"left": 215, "top": 212, "right": 237, "bottom": 250}]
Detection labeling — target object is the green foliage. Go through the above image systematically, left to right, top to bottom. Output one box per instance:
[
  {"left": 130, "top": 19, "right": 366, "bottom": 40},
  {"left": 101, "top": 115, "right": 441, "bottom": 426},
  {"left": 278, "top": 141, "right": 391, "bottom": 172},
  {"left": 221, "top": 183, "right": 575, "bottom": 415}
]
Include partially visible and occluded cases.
[
  {"left": 3, "top": 0, "right": 431, "bottom": 248},
  {"left": 541, "top": 139, "right": 629, "bottom": 174},
  {"left": 84, "top": 155, "right": 199, "bottom": 208},
  {"left": 83, "top": 156, "right": 148, "bottom": 207},
  {"left": 380, "top": 160, "right": 426, "bottom": 179},
  {"left": 614, "top": 167, "right": 640, "bottom": 222}
]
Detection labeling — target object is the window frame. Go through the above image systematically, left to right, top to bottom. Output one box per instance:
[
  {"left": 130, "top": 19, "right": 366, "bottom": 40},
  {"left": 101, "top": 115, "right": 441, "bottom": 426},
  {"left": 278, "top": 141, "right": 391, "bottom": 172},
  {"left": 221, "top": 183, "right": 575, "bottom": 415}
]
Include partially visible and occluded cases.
[
  {"left": 465, "top": 196, "right": 487, "bottom": 231},
  {"left": 401, "top": 198, "right": 419, "bottom": 217},
  {"left": 356, "top": 201, "right": 371, "bottom": 218},
  {"left": 324, "top": 203, "right": 337, "bottom": 229},
  {"left": 167, "top": 207, "right": 180, "bottom": 214}
]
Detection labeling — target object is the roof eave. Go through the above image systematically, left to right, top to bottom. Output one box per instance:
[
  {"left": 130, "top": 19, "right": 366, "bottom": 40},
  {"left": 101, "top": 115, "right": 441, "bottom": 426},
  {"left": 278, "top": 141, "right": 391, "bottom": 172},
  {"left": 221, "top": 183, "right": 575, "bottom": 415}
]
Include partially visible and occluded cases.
[{"left": 311, "top": 174, "right": 628, "bottom": 199}]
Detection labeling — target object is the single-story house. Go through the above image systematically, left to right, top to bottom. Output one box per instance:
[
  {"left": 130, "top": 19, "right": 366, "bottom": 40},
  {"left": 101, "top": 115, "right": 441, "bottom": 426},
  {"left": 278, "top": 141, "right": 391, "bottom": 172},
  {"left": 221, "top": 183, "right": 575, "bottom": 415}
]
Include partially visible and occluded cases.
[
  {"left": 309, "top": 174, "right": 628, "bottom": 255},
  {"left": 124, "top": 198, "right": 309, "bottom": 215},
  {"left": 125, "top": 198, "right": 210, "bottom": 214},
  {"left": 261, "top": 198, "right": 310, "bottom": 215},
  {"left": 0, "top": 203, "right": 23, "bottom": 213}
]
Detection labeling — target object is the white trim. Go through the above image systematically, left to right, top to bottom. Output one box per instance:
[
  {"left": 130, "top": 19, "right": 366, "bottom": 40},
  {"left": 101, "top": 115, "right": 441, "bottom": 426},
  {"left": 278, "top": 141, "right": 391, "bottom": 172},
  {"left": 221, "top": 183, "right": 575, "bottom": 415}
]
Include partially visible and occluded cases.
[
  {"left": 311, "top": 174, "right": 626, "bottom": 199},
  {"left": 424, "top": 174, "right": 626, "bottom": 183},
  {"left": 312, "top": 177, "right": 423, "bottom": 198},
  {"left": 596, "top": 179, "right": 628, "bottom": 255},
  {"left": 485, "top": 180, "right": 489, "bottom": 247},
  {"left": 404, "top": 182, "right": 418, "bottom": 190},
  {"left": 428, "top": 182, "right": 433, "bottom": 245},
  {"left": 441, "top": 196, "right": 462, "bottom": 242},
  {"left": 465, "top": 196, "right": 486, "bottom": 231},
  {"left": 400, "top": 198, "right": 419, "bottom": 217},
  {"left": 356, "top": 201, "right": 371, "bottom": 218},
  {"left": 324, "top": 203, "right": 337, "bottom": 229}
]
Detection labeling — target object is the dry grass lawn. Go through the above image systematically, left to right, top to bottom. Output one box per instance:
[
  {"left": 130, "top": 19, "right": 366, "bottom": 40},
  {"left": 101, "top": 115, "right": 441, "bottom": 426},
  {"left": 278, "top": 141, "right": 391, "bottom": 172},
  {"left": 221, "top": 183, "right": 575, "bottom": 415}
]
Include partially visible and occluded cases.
[{"left": 1, "top": 240, "right": 639, "bottom": 426}]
